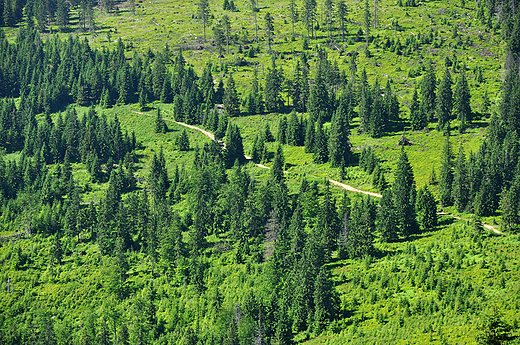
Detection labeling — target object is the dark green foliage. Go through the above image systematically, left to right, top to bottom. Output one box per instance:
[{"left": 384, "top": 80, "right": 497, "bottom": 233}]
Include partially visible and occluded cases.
[
  {"left": 421, "top": 62, "right": 437, "bottom": 122},
  {"left": 264, "top": 63, "right": 284, "bottom": 112},
  {"left": 436, "top": 68, "right": 453, "bottom": 132},
  {"left": 245, "top": 69, "right": 264, "bottom": 115},
  {"left": 454, "top": 71, "right": 471, "bottom": 133},
  {"left": 224, "top": 75, "right": 240, "bottom": 117},
  {"left": 370, "top": 79, "right": 384, "bottom": 138},
  {"left": 410, "top": 87, "right": 427, "bottom": 130},
  {"left": 329, "top": 107, "right": 351, "bottom": 168},
  {"left": 154, "top": 108, "right": 168, "bottom": 134},
  {"left": 287, "top": 110, "right": 304, "bottom": 146},
  {"left": 277, "top": 115, "right": 288, "bottom": 144},
  {"left": 304, "top": 118, "right": 315, "bottom": 153},
  {"left": 313, "top": 119, "right": 328, "bottom": 164},
  {"left": 224, "top": 123, "right": 244, "bottom": 168},
  {"left": 176, "top": 129, "right": 190, "bottom": 151},
  {"left": 439, "top": 133, "right": 454, "bottom": 207},
  {"left": 271, "top": 144, "right": 285, "bottom": 182},
  {"left": 452, "top": 145, "right": 469, "bottom": 212},
  {"left": 360, "top": 146, "right": 377, "bottom": 174},
  {"left": 149, "top": 148, "right": 169, "bottom": 201},
  {"left": 393, "top": 148, "right": 418, "bottom": 237},
  {"left": 501, "top": 168, "right": 520, "bottom": 232},
  {"left": 416, "top": 185, "right": 437, "bottom": 229},
  {"left": 377, "top": 189, "right": 397, "bottom": 242},
  {"left": 345, "top": 197, "right": 375, "bottom": 258},
  {"left": 313, "top": 266, "right": 338, "bottom": 333},
  {"left": 476, "top": 307, "right": 517, "bottom": 344}
]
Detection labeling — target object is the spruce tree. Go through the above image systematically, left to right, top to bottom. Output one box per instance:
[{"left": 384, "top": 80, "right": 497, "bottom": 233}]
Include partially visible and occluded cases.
[
  {"left": 421, "top": 62, "right": 437, "bottom": 122},
  {"left": 264, "top": 64, "right": 284, "bottom": 112},
  {"left": 436, "top": 68, "right": 453, "bottom": 132},
  {"left": 454, "top": 71, "right": 471, "bottom": 133},
  {"left": 223, "top": 75, "right": 240, "bottom": 117},
  {"left": 370, "top": 79, "right": 383, "bottom": 137},
  {"left": 410, "top": 87, "right": 427, "bottom": 130},
  {"left": 154, "top": 108, "right": 167, "bottom": 134},
  {"left": 329, "top": 109, "right": 351, "bottom": 168},
  {"left": 287, "top": 110, "right": 303, "bottom": 146},
  {"left": 277, "top": 115, "right": 288, "bottom": 144},
  {"left": 304, "top": 119, "right": 315, "bottom": 153},
  {"left": 313, "top": 119, "right": 328, "bottom": 164},
  {"left": 224, "top": 123, "right": 244, "bottom": 167},
  {"left": 176, "top": 129, "right": 190, "bottom": 151},
  {"left": 438, "top": 132, "right": 454, "bottom": 207},
  {"left": 271, "top": 144, "right": 285, "bottom": 182},
  {"left": 452, "top": 145, "right": 469, "bottom": 212},
  {"left": 393, "top": 147, "right": 418, "bottom": 237},
  {"left": 501, "top": 169, "right": 520, "bottom": 231},
  {"left": 416, "top": 185, "right": 437, "bottom": 230},
  {"left": 378, "top": 189, "right": 397, "bottom": 242}
]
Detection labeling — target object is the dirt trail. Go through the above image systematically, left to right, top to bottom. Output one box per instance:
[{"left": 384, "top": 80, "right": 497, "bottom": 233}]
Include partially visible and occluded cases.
[
  {"left": 132, "top": 110, "right": 503, "bottom": 235},
  {"left": 437, "top": 212, "right": 502, "bottom": 235}
]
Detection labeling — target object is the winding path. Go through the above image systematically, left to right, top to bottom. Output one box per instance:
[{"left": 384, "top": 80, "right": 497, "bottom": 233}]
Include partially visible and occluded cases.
[{"left": 132, "top": 110, "right": 502, "bottom": 235}]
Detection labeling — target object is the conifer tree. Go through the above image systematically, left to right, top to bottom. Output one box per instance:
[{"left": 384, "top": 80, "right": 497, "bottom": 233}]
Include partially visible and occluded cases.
[
  {"left": 197, "top": 0, "right": 211, "bottom": 42},
  {"left": 288, "top": 0, "right": 298, "bottom": 37},
  {"left": 337, "top": 0, "right": 347, "bottom": 41},
  {"left": 264, "top": 12, "right": 274, "bottom": 53},
  {"left": 421, "top": 62, "right": 437, "bottom": 122},
  {"left": 264, "top": 64, "right": 284, "bottom": 112},
  {"left": 436, "top": 68, "right": 453, "bottom": 132},
  {"left": 454, "top": 71, "right": 471, "bottom": 133},
  {"left": 160, "top": 75, "right": 173, "bottom": 103},
  {"left": 223, "top": 75, "right": 240, "bottom": 117},
  {"left": 370, "top": 79, "right": 383, "bottom": 137},
  {"left": 410, "top": 87, "right": 427, "bottom": 130},
  {"left": 154, "top": 108, "right": 167, "bottom": 134},
  {"left": 329, "top": 109, "right": 351, "bottom": 168},
  {"left": 287, "top": 110, "right": 303, "bottom": 146},
  {"left": 277, "top": 115, "right": 288, "bottom": 144},
  {"left": 304, "top": 119, "right": 315, "bottom": 153},
  {"left": 313, "top": 119, "right": 328, "bottom": 164},
  {"left": 224, "top": 123, "right": 245, "bottom": 168},
  {"left": 176, "top": 129, "right": 190, "bottom": 151},
  {"left": 438, "top": 132, "right": 454, "bottom": 207},
  {"left": 271, "top": 144, "right": 285, "bottom": 182},
  {"left": 452, "top": 145, "right": 469, "bottom": 212},
  {"left": 393, "top": 148, "right": 418, "bottom": 237},
  {"left": 501, "top": 169, "right": 520, "bottom": 231},
  {"left": 416, "top": 185, "right": 437, "bottom": 230},
  {"left": 378, "top": 189, "right": 397, "bottom": 242},
  {"left": 346, "top": 197, "right": 375, "bottom": 258},
  {"left": 313, "top": 266, "right": 337, "bottom": 334}
]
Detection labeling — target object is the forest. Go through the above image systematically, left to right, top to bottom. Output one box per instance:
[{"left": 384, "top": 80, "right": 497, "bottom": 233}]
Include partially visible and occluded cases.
[{"left": 1, "top": 0, "right": 520, "bottom": 344}]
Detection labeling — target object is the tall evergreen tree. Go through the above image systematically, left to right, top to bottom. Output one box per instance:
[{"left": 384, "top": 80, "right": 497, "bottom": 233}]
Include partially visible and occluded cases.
[
  {"left": 197, "top": 0, "right": 211, "bottom": 42},
  {"left": 264, "top": 12, "right": 274, "bottom": 53},
  {"left": 421, "top": 62, "right": 437, "bottom": 122},
  {"left": 264, "top": 64, "right": 284, "bottom": 112},
  {"left": 436, "top": 68, "right": 453, "bottom": 132},
  {"left": 454, "top": 71, "right": 471, "bottom": 133},
  {"left": 223, "top": 75, "right": 240, "bottom": 117},
  {"left": 410, "top": 86, "right": 427, "bottom": 130},
  {"left": 328, "top": 108, "right": 351, "bottom": 168},
  {"left": 313, "top": 119, "right": 328, "bottom": 164},
  {"left": 224, "top": 123, "right": 245, "bottom": 167},
  {"left": 438, "top": 132, "right": 454, "bottom": 207},
  {"left": 271, "top": 144, "right": 285, "bottom": 182},
  {"left": 452, "top": 145, "right": 469, "bottom": 212},
  {"left": 393, "top": 148, "right": 418, "bottom": 237},
  {"left": 416, "top": 185, "right": 437, "bottom": 230},
  {"left": 377, "top": 189, "right": 397, "bottom": 242}
]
